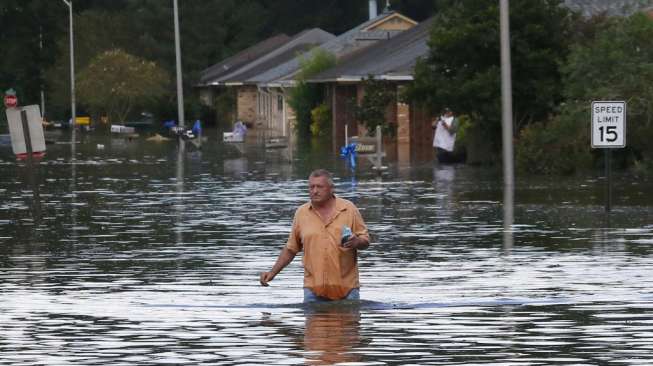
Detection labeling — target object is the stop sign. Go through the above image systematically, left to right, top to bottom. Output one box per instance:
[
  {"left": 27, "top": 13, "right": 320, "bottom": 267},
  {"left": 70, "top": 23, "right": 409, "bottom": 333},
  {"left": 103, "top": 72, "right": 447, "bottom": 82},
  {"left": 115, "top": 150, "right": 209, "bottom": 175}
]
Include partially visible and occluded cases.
[{"left": 4, "top": 94, "right": 17, "bottom": 108}]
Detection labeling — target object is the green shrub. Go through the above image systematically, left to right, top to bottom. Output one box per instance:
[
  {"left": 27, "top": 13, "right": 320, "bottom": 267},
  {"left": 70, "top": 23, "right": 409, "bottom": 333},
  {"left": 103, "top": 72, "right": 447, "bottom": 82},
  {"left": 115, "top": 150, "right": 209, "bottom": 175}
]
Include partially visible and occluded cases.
[
  {"left": 562, "top": 13, "right": 653, "bottom": 172},
  {"left": 288, "top": 48, "right": 336, "bottom": 139},
  {"left": 355, "top": 76, "right": 396, "bottom": 136},
  {"left": 214, "top": 89, "right": 236, "bottom": 128},
  {"left": 310, "top": 103, "right": 331, "bottom": 137},
  {"left": 516, "top": 106, "right": 592, "bottom": 175},
  {"left": 453, "top": 114, "right": 470, "bottom": 152}
]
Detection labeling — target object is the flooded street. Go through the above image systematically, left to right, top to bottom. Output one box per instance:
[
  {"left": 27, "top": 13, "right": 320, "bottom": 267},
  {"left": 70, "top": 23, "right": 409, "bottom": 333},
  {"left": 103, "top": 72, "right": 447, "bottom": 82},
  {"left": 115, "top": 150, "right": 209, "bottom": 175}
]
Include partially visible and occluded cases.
[{"left": 1, "top": 130, "right": 653, "bottom": 365}]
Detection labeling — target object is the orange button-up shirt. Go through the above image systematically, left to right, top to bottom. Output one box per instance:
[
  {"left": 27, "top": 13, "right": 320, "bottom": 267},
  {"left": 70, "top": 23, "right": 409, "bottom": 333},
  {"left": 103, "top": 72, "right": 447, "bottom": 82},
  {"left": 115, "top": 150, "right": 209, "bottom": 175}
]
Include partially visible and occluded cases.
[{"left": 286, "top": 196, "right": 370, "bottom": 300}]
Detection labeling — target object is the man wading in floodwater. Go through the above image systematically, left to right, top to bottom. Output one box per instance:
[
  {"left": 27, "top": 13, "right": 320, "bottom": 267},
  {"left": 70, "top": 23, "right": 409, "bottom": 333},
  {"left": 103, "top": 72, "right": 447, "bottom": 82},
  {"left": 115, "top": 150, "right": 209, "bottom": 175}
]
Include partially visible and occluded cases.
[{"left": 259, "top": 169, "right": 370, "bottom": 302}]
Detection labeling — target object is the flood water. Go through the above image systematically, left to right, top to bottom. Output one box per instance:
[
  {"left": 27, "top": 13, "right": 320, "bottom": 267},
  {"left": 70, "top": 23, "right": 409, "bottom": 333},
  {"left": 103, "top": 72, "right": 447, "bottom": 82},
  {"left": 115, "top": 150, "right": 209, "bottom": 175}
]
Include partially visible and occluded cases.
[{"left": 1, "top": 129, "right": 653, "bottom": 365}]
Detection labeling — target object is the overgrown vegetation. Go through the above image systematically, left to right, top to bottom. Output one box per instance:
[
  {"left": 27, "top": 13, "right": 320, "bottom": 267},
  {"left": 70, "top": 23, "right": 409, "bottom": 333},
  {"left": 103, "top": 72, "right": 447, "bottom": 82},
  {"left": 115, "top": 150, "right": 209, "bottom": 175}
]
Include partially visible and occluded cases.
[
  {"left": 1, "top": 0, "right": 385, "bottom": 123},
  {"left": 409, "top": 0, "right": 574, "bottom": 164},
  {"left": 516, "top": 12, "right": 653, "bottom": 175},
  {"left": 562, "top": 13, "right": 653, "bottom": 172},
  {"left": 287, "top": 48, "right": 336, "bottom": 139},
  {"left": 77, "top": 49, "right": 169, "bottom": 124},
  {"left": 354, "top": 77, "right": 396, "bottom": 137},
  {"left": 214, "top": 89, "right": 237, "bottom": 129},
  {"left": 310, "top": 103, "right": 331, "bottom": 137},
  {"left": 515, "top": 107, "right": 592, "bottom": 175}
]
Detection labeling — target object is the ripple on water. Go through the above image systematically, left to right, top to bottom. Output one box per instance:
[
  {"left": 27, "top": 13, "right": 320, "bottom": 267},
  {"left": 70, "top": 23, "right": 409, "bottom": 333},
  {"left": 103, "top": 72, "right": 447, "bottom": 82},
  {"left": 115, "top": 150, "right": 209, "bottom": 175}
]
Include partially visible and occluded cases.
[{"left": 2, "top": 142, "right": 653, "bottom": 364}]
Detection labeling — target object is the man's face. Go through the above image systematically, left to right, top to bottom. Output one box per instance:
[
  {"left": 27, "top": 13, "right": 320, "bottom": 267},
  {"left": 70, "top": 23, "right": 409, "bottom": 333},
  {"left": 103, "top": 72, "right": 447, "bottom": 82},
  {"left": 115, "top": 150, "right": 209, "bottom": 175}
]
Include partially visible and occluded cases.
[{"left": 309, "top": 176, "right": 333, "bottom": 206}]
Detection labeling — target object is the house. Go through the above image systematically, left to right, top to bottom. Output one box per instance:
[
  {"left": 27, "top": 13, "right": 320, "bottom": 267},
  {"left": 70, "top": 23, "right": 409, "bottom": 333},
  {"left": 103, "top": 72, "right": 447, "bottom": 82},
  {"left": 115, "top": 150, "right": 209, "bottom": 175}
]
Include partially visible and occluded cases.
[
  {"left": 197, "top": 9, "right": 417, "bottom": 140},
  {"left": 248, "top": 10, "right": 417, "bottom": 139},
  {"left": 309, "top": 17, "right": 435, "bottom": 162},
  {"left": 198, "top": 29, "right": 335, "bottom": 130},
  {"left": 197, "top": 34, "right": 291, "bottom": 108}
]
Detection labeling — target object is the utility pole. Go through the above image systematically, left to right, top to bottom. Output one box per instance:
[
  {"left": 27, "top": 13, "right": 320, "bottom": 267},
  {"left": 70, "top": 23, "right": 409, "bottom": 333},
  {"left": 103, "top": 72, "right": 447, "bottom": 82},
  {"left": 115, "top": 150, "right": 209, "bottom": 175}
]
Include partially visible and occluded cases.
[
  {"left": 62, "top": 0, "right": 76, "bottom": 141},
  {"left": 173, "top": 0, "right": 185, "bottom": 128},
  {"left": 499, "top": 0, "right": 514, "bottom": 189},
  {"left": 500, "top": 0, "right": 514, "bottom": 250},
  {"left": 39, "top": 26, "right": 45, "bottom": 118}
]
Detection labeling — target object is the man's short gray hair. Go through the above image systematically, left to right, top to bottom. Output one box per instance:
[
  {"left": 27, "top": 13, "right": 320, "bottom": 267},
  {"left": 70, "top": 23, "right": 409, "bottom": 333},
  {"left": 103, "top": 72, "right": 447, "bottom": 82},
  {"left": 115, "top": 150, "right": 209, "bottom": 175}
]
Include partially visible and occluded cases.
[{"left": 309, "top": 169, "right": 334, "bottom": 187}]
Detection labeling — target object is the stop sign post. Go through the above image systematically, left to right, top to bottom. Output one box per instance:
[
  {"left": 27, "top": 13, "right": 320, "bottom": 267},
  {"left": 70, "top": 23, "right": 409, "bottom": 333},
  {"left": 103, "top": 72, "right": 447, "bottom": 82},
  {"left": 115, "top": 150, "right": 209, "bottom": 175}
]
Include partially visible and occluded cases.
[{"left": 4, "top": 94, "right": 18, "bottom": 109}]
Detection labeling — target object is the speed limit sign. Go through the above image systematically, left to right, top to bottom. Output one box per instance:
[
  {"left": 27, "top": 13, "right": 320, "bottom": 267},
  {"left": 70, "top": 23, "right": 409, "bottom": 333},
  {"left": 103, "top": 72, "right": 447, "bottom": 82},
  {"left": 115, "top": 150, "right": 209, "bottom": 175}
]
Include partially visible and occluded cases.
[{"left": 591, "top": 101, "right": 626, "bottom": 148}]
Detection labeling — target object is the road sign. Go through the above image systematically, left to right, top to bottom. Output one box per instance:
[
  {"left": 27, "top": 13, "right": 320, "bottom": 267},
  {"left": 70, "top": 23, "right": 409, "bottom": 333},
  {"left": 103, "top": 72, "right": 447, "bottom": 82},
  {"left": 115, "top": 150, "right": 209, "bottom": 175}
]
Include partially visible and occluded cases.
[
  {"left": 4, "top": 94, "right": 17, "bottom": 108},
  {"left": 591, "top": 101, "right": 626, "bottom": 148},
  {"left": 5, "top": 105, "right": 46, "bottom": 156}
]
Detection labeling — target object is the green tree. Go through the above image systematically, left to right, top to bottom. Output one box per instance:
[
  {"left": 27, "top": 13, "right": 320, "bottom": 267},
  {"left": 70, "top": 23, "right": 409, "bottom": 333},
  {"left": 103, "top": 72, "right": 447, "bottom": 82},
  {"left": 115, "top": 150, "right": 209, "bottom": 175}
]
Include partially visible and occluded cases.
[
  {"left": 0, "top": 0, "right": 66, "bottom": 124},
  {"left": 4, "top": 0, "right": 397, "bottom": 125},
  {"left": 408, "top": 0, "right": 574, "bottom": 159},
  {"left": 45, "top": 9, "right": 139, "bottom": 119},
  {"left": 561, "top": 12, "right": 653, "bottom": 171},
  {"left": 288, "top": 48, "right": 336, "bottom": 139},
  {"left": 76, "top": 49, "right": 169, "bottom": 124},
  {"left": 354, "top": 76, "right": 396, "bottom": 136},
  {"left": 310, "top": 103, "right": 331, "bottom": 137},
  {"left": 515, "top": 108, "right": 592, "bottom": 175}
]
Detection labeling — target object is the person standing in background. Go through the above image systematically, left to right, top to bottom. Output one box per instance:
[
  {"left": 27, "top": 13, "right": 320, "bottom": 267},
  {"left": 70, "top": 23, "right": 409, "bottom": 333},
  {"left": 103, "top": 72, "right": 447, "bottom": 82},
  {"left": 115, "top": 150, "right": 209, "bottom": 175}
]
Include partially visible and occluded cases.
[{"left": 432, "top": 107, "right": 459, "bottom": 163}]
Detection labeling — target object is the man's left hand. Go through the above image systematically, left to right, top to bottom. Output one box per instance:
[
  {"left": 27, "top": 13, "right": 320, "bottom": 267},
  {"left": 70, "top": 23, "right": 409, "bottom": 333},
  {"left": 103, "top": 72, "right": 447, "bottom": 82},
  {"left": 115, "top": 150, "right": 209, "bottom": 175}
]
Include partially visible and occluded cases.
[{"left": 342, "top": 236, "right": 367, "bottom": 250}]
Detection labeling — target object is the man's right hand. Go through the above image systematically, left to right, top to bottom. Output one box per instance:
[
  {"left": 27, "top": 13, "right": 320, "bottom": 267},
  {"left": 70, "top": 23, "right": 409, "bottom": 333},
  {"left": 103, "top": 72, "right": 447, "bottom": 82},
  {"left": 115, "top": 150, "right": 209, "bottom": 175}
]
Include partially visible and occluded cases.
[{"left": 260, "top": 271, "right": 275, "bottom": 287}]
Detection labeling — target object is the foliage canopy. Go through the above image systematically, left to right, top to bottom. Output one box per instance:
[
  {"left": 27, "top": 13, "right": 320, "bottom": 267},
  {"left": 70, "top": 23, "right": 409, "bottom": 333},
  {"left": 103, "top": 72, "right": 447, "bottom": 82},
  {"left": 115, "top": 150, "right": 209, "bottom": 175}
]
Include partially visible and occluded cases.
[
  {"left": 409, "top": 0, "right": 574, "bottom": 155},
  {"left": 516, "top": 12, "right": 653, "bottom": 175},
  {"left": 562, "top": 12, "right": 653, "bottom": 169},
  {"left": 288, "top": 48, "right": 336, "bottom": 138},
  {"left": 77, "top": 49, "right": 169, "bottom": 124},
  {"left": 354, "top": 77, "right": 396, "bottom": 137}
]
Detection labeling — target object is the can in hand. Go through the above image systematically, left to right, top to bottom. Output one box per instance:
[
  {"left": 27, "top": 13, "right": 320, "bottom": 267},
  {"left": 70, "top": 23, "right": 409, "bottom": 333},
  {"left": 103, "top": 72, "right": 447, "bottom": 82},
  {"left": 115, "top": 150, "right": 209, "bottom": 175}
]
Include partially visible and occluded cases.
[{"left": 341, "top": 226, "right": 353, "bottom": 245}]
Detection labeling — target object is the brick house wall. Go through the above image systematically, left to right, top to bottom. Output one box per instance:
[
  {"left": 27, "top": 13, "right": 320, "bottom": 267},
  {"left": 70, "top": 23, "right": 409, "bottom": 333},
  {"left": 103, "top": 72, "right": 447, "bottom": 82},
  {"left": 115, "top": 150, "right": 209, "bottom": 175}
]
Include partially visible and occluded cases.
[
  {"left": 331, "top": 84, "right": 358, "bottom": 151},
  {"left": 237, "top": 86, "right": 257, "bottom": 126},
  {"left": 409, "top": 102, "right": 435, "bottom": 162}
]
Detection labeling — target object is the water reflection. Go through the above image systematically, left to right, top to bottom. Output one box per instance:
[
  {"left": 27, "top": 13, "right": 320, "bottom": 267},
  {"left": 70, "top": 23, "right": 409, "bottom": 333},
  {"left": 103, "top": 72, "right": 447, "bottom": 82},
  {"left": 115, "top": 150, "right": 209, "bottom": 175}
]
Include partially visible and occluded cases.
[
  {"left": 1, "top": 131, "right": 653, "bottom": 364},
  {"left": 175, "top": 139, "right": 185, "bottom": 246},
  {"left": 24, "top": 159, "right": 42, "bottom": 224},
  {"left": 504, "top": 173, "right": 514, "bottom": 252},
  {"left": 259, "top": 303, "right": 364, "bottom": 365},
  {"left": 303, "top": 304, "right": 364, "bottom": 365}
]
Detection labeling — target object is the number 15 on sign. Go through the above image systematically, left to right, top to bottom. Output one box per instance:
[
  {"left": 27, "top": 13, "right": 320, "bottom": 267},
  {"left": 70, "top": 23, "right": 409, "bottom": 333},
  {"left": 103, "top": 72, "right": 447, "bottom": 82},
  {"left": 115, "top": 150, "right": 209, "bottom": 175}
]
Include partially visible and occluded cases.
[{"left": 591, "top": 101, "right": 626, "bottom": 148}]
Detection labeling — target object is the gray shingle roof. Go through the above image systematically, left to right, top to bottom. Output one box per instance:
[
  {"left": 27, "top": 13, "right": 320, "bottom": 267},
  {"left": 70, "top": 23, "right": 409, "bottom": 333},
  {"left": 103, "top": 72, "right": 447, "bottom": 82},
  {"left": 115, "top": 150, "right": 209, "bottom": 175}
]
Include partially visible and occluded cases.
[
  {"left": 563, "top": 0, "right": 653, "bottom": 17},
  {"left": 249, "top": 11, "right": 412, "bottom": 86},
  {"left": 308, "top": 16, "right": 434, "bottom": 83},
  {"left": 208, "top": 28, "right": 335, "bottom": 85},
  {"left": 197, "top": 34, "right": 290, "bottom": 86},
  {"left": 221, "top": 43, "right": 319, "bottom": 85}
]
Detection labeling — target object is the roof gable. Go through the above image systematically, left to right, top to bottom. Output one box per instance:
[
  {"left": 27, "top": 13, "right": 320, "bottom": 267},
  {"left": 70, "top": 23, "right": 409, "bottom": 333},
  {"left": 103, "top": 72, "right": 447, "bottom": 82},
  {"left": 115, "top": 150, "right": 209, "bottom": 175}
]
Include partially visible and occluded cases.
[
  {"left": 253, "top": 11, "right": 417, "bottom": 86},
  {"left": 363, "top": 12, "right": 417, "bottom": 31},
  {"left": 308, "top": 17, "right": 435, "bottom": 83}
]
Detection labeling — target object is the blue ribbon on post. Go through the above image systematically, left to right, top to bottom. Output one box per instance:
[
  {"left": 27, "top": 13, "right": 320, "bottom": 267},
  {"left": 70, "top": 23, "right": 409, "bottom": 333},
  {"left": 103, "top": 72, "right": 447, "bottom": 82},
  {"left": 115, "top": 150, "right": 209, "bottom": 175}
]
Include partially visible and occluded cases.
[
  {"left": 192, "top": 120, "right": 202, "bottom": 136},
  {"left": 339, "top": 143, "right": 357, "bottom": 170}
]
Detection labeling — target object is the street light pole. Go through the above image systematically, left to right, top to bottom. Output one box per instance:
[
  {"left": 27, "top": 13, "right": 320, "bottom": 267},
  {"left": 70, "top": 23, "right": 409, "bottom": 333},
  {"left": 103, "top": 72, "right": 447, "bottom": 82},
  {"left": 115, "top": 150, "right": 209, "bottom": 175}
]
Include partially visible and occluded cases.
[
  {"left": 62, "top": 0, "right": 76, "bottom": 140},
  {"left": 62, "top": 0, "right": 77, "bottom": 245},
  {"left": 173, "top": 0, "right": 185, "bottom": 128},
  {"left": 499, "top": 0, "right": 514, "bottom": 189},
  {"left": 500, "top": 0, "right": 514, "bottom": 250}
]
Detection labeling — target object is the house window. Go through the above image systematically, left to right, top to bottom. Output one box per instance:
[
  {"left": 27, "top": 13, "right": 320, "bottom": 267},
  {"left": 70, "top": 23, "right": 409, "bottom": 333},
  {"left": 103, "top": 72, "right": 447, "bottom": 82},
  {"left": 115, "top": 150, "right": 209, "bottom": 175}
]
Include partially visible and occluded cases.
[{"left": 278, "top": 95, "right": 283, "bottom": 112}]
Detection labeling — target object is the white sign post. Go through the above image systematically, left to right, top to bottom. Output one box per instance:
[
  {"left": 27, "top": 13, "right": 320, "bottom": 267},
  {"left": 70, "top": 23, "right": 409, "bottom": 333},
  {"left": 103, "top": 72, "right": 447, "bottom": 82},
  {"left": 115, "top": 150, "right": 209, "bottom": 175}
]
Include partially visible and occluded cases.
[
  {"left": 591, "top": 101, "right": 626, "bottom": 212},
  {"left": 592, "top": 101, "right": 626, "bottom": 148},
  {"left": 5, "top": 104, "right": 46, "bottom": 156}
]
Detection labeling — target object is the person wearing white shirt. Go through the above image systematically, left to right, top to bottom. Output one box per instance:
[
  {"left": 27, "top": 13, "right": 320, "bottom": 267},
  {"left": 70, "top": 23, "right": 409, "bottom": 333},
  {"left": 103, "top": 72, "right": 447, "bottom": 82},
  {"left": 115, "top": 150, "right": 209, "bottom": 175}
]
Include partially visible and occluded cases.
[{"left": 432, "top": 107, "right": 459, "bottom": 163}]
